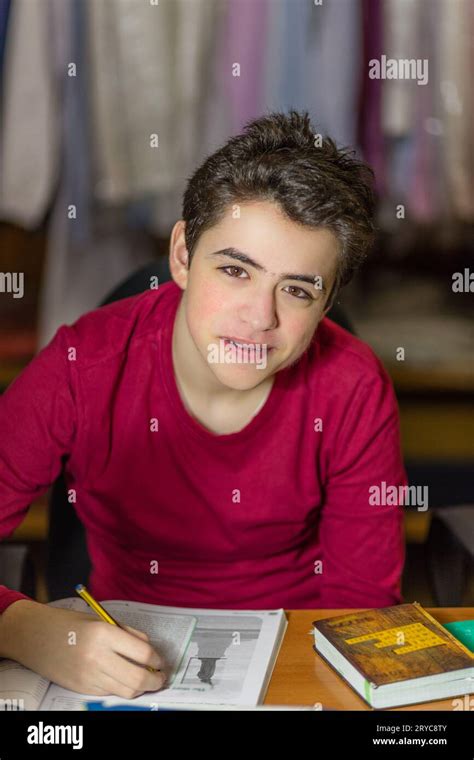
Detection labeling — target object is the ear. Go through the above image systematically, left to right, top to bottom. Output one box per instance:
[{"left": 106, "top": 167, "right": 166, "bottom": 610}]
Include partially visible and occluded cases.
[{"left": 169, "top": 220, "right": 190, "bottom": 289}]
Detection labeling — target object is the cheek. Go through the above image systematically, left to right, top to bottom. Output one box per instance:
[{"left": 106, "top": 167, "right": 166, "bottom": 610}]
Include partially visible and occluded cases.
[
  {"left": 186, "top": 280, "right": 228, "bottom": 336},
  {"left": 283, "top": 314, "right": 317, "bottom": 349},
  {"left": 278, "top": 317, "right": 319, "bottom": 363}
]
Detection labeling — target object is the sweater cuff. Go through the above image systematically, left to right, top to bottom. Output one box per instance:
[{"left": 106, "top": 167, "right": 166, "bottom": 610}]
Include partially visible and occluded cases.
[{"left": 0, "top": 587, "right": 35, "bottom": 615}]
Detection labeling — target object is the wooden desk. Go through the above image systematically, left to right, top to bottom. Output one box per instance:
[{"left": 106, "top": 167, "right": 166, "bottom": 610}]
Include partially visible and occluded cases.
[{"left": 265, "top": 607, "right": 474, "bottom": 711}]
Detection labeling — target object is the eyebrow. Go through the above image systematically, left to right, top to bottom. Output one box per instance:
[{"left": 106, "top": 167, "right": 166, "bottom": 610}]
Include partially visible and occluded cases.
[{"left": 208, "top": 247, "right": 327, "bottom": 293}]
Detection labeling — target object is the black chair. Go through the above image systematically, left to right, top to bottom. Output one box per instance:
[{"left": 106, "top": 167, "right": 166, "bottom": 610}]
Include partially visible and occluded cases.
[
  {"left": 39, "top": 258, "right": 356, "bottom": 600},
  {"left": 426, "top": 504, "right": 474, "bottom": 605}
]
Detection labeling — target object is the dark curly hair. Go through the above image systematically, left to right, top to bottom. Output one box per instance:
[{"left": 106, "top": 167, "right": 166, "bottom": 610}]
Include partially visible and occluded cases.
[{"left": 182, "top": 110, "right": 376, "bottom": 308}]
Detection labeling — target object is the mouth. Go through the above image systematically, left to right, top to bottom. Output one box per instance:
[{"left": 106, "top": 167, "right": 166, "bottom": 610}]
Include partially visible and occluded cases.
[{"left": 220, "top": 337, "right": 274, "bottom": 352}]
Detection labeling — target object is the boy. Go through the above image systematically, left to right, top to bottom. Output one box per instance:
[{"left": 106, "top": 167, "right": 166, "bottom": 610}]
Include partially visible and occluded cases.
[{"left": 0, "top": 111, "right": 406, "bottom": 698}]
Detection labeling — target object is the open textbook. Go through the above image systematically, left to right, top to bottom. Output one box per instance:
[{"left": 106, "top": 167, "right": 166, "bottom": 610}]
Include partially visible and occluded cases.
[{"left": 0, "top": 597, "right": 287, "bottom": 710}]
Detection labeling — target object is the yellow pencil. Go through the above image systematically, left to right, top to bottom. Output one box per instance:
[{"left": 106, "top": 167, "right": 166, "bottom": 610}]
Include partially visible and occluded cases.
[{"left": 75, "top": 584, "right": 157, "bottom": 673}]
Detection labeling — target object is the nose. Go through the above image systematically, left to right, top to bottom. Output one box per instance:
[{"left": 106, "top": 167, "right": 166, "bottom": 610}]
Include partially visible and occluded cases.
[{"left": 239, "top": 290, "right": 278, "bottom": 333}]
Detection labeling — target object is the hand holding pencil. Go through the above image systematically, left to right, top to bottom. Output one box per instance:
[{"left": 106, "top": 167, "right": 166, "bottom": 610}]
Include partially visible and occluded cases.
[
  {"left": 75, "top": 584, "right": 159, "bottom": 674},
  {"left": 2, "top": 591, "right": 167, "bottom": 700}
]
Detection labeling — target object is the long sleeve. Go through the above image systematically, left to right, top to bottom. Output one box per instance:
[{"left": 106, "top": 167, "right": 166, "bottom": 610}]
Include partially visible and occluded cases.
[
  {"left": 0, "top": 325, "right": 77, "bottom": 613},
  {"left": 318, "top": 365, "right": 407, "bottom": 608}
]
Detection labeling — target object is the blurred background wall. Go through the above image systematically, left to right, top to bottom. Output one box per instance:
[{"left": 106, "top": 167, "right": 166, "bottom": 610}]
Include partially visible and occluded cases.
[{"left": 0, "top": 0, "right": 473, "bottom": 605}]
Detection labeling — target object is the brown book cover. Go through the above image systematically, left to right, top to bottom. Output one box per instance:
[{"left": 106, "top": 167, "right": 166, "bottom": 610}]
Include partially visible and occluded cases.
[{"left": 312, "top": 602, "right": 474, "bottom": 688}]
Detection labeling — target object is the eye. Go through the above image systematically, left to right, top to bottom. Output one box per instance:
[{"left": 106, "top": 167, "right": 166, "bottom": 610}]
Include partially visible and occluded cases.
[
  {"left": 219, "top": 265, "right": 248, "bottom": 278},
  {"left": 218, "top": 267, "right": 313, "bottom": 300},
  {"left": 284, "top": 285, "right": 312, "bottom": 300}
]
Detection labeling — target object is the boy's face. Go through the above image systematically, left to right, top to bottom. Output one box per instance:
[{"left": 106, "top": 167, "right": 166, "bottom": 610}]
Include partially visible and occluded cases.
[{"left": 170, "top": 200, "right": 340, "bottom": 392}]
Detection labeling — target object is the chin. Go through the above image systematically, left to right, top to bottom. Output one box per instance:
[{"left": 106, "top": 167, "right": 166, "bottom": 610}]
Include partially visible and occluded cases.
[{"left": 209, "top": 365, "right": 271, "bottom": 392}]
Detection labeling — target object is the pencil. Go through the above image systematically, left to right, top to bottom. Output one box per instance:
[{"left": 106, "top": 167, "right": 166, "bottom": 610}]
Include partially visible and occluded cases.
[{"left": 75, "top": 584, "right": 158, "bottom": 674}]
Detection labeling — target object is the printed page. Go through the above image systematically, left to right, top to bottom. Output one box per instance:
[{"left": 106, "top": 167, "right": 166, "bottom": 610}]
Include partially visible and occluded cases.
[
  {"left": 40, "top": 597, "right": 196, "bottom": 710},
  {"left": 40, "top": 601, "right": 287, "bottom": 710},
  {"left": 0, "top": 659, "right": 50, "bottom": 711}
]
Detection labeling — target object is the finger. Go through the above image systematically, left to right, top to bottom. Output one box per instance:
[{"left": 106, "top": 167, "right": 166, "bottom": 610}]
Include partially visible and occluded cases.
[
  {"left": 122, "top": 624, "right": 149, "bottom": 641},
  {"left": 110, "top": 626, "right": 165, "bottom": 671},
  {"left": 100, "top": 652, "right": 167, "bottom": 695},
  {"left": 93, "top": 670, "right": 148, "bottom": 700}
]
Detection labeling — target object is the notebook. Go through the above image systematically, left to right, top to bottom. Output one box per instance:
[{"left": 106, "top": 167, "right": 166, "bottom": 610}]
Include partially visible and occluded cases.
[
  {"left": 0, "top": 597, "right": 287, "bottom": 711},
  {"left": 312, "top": 602, "right": 474, "bottom": 709},
  {"left": 443, "top": 620, "right": 474, "bottom": 653}
]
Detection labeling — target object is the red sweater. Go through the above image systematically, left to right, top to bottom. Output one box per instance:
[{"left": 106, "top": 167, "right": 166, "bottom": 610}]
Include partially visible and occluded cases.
[{"left": 0, "top": 280, "right": 406, "bottom": 613}]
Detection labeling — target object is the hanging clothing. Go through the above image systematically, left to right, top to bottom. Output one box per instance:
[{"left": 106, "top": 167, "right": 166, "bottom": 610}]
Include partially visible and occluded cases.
[
  {"left": 0, "top": 0, "right": 59, "bottom": 228},
  {"left": 0, "top": 0, "right": 12, "bottom": 85},
  {"left": 0, "top": 0, "right": 12, "bottom": 179},
  {"left": 0, "top": 0, "right": 471, "bottom": 245},
  {"left": 38, "top": 0, "right": 153, "bottom": 348},
  {"left": 87, "top": 0, "right": 220, "bottom": 237},
  {"left": 151, "top": 0, "right": 221, "bottom": 235},
  {"left": 305, "top": 0, "right": 363, "bottom": 147},
  {"left": 358, "top": 0, "right": 386, "bottom": 196},
  {"left": 381, "top": 0, "right": 418, "bottom": 137},
  {"left": 408, "top": 0, "right": 441, "bottom": 223},
  {"left": 437, "top": 0, "right": 474, "bottom": 221}
]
